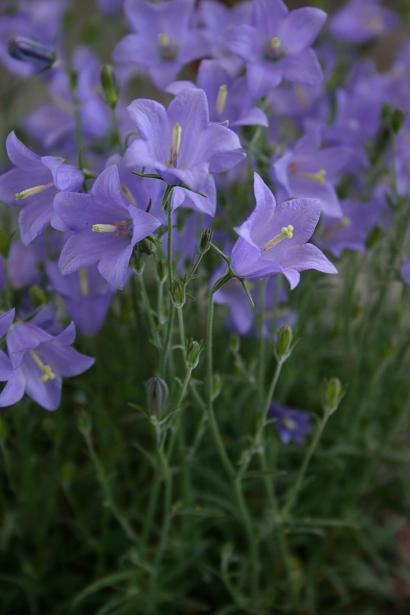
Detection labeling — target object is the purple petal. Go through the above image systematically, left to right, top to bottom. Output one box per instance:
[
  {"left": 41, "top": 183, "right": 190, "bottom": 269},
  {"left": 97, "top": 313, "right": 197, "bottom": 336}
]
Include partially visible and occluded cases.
[
  {"left": 280, "top": 8, "right": 327, "bottom": 54},
  {"left": 282, "top": 49, "right": 323, "bottom": 85},
  {"left": 6, "top": 131, "right": 40, "bottom": 170},
  {"left": 41, "top": 157, "right": 84, "bottom": 192},
  {"left": 91, "top": 165, "right": 128, "bottom": 210},
  {"left": 19, "top": 198, "right": 53, "bottom": 246},
  {"left": 59, "top": 233, "right": 124, "bottom": 275},
  {"left": 98, "top": 245, "right": 133, "bottom": 290},
  {"left": 0, "top": 309, "right": 15, "bottom": 339},
  {"left": 40, "top": 343, "right": 94, "bottom": 377},
  {"left": 22, "top": 360, "right": 61, "bottom": 411},
  {"left": 0, "top": 369, "right": 25, "bottom": 407}
]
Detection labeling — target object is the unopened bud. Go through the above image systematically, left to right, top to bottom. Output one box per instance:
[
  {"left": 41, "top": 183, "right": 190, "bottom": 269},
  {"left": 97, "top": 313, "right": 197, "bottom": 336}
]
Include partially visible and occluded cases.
[
  {"left": 8, "top": 36, "right": 56, "bottom": 71},
  {"left": 101, "top": 64, "right": 119, "bottom": 109},
  {"left": 200, "top": 229, "right": 212, "bottom": 253},
  {"left": 171, "top": 279, "right": 185, "bottom": 308},
  {"left": 275, "top": 325, "right": 293, "bottom": 361},
  {"left": 186, "top": 339, "right": 202, "bottom": 370},
  {"left": 211, "top": 373, "right": 222, "bottom": 401},
  {"left": 146, "top": 376, "right": 168, "bottom": 416},
  {"left": 323, "top": 378, "right": 343, "bottom": 414},
  {"left": 78, "top": 411, "right": 92, "bottom": 436}
]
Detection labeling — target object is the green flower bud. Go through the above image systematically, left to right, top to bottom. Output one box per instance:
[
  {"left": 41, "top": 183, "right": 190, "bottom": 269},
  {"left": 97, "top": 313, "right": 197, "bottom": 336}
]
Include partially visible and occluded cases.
[
  {"left": 101, "top": 64, "right": 119, "bottom": 109},
  {"left": 171, "top": 279, "right": 185, "bottom": 308},
  {"left": 275, "top": 325, "right": 293, "bottom": 361},
  {"left": 186, "top": 339, "right": 202, "bottom": 370},
  {"left": 211, "top": 373, "right": 222, "bottom": 401},
  {"left": 146, "top": 376, "right": 168, "bottom": 416},
  {"left": 323, "top": 378, "right": 343, "bottom": 414},
  {"left": 78, "top": 411, "right": 92, "bottom": 436}
]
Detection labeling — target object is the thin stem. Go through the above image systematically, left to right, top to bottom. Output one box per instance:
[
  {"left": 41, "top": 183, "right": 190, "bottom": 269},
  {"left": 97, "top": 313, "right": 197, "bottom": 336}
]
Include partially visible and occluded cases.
[{"left": 136, "top": 269, "right": 161, "bottom": 349}]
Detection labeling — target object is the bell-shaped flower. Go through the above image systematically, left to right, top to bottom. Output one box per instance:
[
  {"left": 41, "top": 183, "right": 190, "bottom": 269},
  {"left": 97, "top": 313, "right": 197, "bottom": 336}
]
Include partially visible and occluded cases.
[
  {"left": 113, "top": 0, "right": 207, "bottom": 89},
  {"left": 227, "top": 0, "right": 326, "bottom": 97},
  {"left": 330, "top": 0, "right": 397, "bottom": 44},
  {"left": 124, "top": 88, "right": 245, "bottom": 212},
  {"left": 273, "top": 126, "right": 352, "bottom": 218},
  {"left": 0, "top": 132, "right": 83, "bottom": 245},
  {"left": 54, "top": 165, "right": 161, "bottom": 290},
  {"left": 230, "top": 173, "right": 337, "bottom": 289},
  {"left": 0, "top": 315, "right": 94, "bottom": 411},
  {"left": 268, "top": 402, "right": 312, "bottom": 444}
]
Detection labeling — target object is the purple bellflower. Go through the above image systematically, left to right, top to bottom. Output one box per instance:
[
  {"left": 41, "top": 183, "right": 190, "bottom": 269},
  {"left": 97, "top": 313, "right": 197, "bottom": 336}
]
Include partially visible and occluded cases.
[
  {"left": 114, "top": 0, "right": 206, "bottom": 89},
  {"left": 227, "top": 0, "right": 326, "bottom": 97},
  {"left": 330, "top": 0, "right": 397, "bottom": 44},
  {"left": 167, "top": 60, "right": 268, "bottom": 128},
  {"left": 124, "top": 88, "right": 245, "bottom": 215},
  {"left": 273, "top": 127, "right": 352, "bottom": 218},
  {"left": 0, "top": 131, "right": 83, "bottom": 245},
  {"left": 54, "top": 165, "right": 161, "bottom": 290},
  {"left": 230, "top": 173, "right": 337, "bottom": 289},
  {"left": 46, "top": 263, "right": 114, "bottom": 335},
  {"left": 0, "top": 313, "right": 94, "bottom": 411},
  {"left": 268, "top": 401, "right": 312, "bottom": 444}
]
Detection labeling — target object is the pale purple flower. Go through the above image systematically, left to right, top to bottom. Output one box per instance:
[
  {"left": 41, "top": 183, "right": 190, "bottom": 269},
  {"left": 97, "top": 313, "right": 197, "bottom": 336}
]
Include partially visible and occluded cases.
[
  {"left": 113, "top": 0, "right": 207, "bottom": 89},
  {"left": 227, "top": 0, "right": 326, "bottom": 97},
  {"left": 330, "top": 0, "right": 397, "bottom": 44},
  {"left": 167, "top": 60, "right": 268, "bottom": 128},
  {"left": 124, "top": 88, "right": 245, "bottom": 214},
  {"left": 273, "top": 127, "right": 352, "bottom": 218},
  {"left": 0, "top": 131, "right": 83, "bottom": 245},
  {"left": 54, "top": 165, "right": 161, "bottom": 290},
  {"left": 230, "top": 173, "right": 337, "bottom": 289},
  {"left": 8, "top": 241, "right": 41, "bottom": 289},
  {"left": 46, "top": 263, "right": 114, "bottom": 335},
  {"left": 0, "top": 315, "right": 94, "bottom": 411},
  {"left": 268, "top": 402, "right": 312, "bottom": 444}
]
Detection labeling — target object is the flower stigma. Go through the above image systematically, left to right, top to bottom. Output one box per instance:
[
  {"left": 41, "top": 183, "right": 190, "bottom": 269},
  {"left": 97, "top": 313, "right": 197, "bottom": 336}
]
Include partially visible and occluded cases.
[
  {"left": 158, "top": 33, "right": 179, "bottom": 61},
  {"left": 216, "top": 84, "right": 228, "bottom": 115},
  {"left": 168, "top": 122, "right": 182, "bottom": 167},
  {"left": 301, "top": 168, "right": 327, "bottom": 184},
  {"left": 15, "top": 182, "right": 53, "bottom": 200},
  {"left": 263, "top": 224, "right": 294, "bottom": 251},
  {"left": 79, "top": 268, "right": 89, "bottom": 296},
  {"left": 31, "top": 351, "right": 56, "bottom": 382}
]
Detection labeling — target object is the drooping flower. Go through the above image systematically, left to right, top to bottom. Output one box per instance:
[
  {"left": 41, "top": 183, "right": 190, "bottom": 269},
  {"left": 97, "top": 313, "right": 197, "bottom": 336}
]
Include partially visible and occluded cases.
[
  {"left": 113, "top": 0, "right": 207, "bottom": 89},
  {"left": 227, "top": 0, "right": 326, "bottom": 97},
  {"left": 330, "top": 0, "right": 397, "bottom": 44},
  {"left": 167, "top": 59, "right": 268, "bottom": 128},
  {"left": 124, "top": 88, "right": 245, "bottom": 215},
  {"left": 272, "top": 126, "right": 352, "bottom": 218},
  {"left": 0, "top": 131, "right": 83, "bottom": 245},
  {"left": 54, "top": 165, "right": 161, "bottom": 290},
  {"left": 230, "top": 173, "right": 337, "bottom": 289},
  {"left": 46, "top": 263, "right": 114, "bottom": 335},
  {"left": 0, "top": 315, "right": 94, "bottom": 411},
  {"left": 268, "top": 402, "right": 312, "bottom": 444}
]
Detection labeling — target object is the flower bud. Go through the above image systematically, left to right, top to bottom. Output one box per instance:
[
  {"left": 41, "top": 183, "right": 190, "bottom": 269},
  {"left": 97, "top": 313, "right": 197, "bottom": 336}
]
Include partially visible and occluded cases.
[
  {"left": 8, "top": 37, "right": 56, "bottom": 71},
  {"left": 101, "top": 64, "right": 119, "bottom": 109},
  {"left": 199, "top": 229, "right": 212, "bottom": 253},
  {"left": 171, "top": 279, "right": 185, "bottom": 308},
  {"left": 275, "top": 325, "right": 293, "bottom": 361},
  {"left": 186, "top": 339, "right": 202, "bottom": 370},
  {"left": 211, "top": 373, "right": 222, "bottom": 401},
  {"left": 146, "top": 376, "right": 168, "bottom": 416},
  {"left": 323, "top": 378, "right": 343, "bottom": 415},
  {"left": 78, "top": 411, "right": 92, "bottom": 436}
]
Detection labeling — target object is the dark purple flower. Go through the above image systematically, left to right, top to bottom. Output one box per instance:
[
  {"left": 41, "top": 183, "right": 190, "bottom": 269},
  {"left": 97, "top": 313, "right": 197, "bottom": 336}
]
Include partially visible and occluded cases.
[
  {"left": 114, "top": 0, "right": 207, "bottom": 89},
  {"left": 227, "top": 0, "right": 326, "bottom": 97},
  {"left": 330, "top": 0, "right": 397, "bottom": 44},
  {"left": 167, "top": 60, "right": 268, "bottom": 128},
  {"left": 124, "top": 88, "right": 245, "bottom": 212},
  {"left": 273, "top": 127, "right": 352, "bottom": 218},
  {"left": 0, "top": 132, "right": 83, "bottom": 245},
  {"left": 54, "top": 165, "right": 161, "bottom": 290},
  {"left": 231, "top": 173, "right": 337, "bottom": 289},
  {"left": 46, "top": 263, "right": 114, "bottom": 335},
  {"left": 0, "top": 316, "right": 94, "bottom": 411},
  {"left": 268, "top": 402, "right": 312, "bottom": 444}
]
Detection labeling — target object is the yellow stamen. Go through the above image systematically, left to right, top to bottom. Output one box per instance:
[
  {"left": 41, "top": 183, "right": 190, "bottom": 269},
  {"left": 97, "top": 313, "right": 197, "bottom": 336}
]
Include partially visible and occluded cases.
[
  {"left": 158, "top": 32, "right": 171, "bottom": 47},
  {"left": 270, "top": 36, "right": 282, "bottom": 50},
  {"left": 216, "top": 84, "right": 228, "bottom": 115},
  {"left": 168, "top": 122, "right": 182, "bottom": 166},
  {"left": 301, "top": 168, "right": 327, "bottom": 184},
  {"left": 15, "top": 182, "right": 53, "bottom": 200},
  {"left": 121, "top": 184, "right": 136, "bottom": 206},
  {"left": 92, "top": 223, "right": 117, "bottom": 233},
  {"left": 263, "top": 224, "right": 294, "bottom": 251},
  {"left": 79, "top": 268, "right": 89, "bottom": 297},
  {"left": 31, "top": 351, "right": 56, "bottom": 382},
  {"left": 283, "top": 417, "right": 297, "bottom": 430}
]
